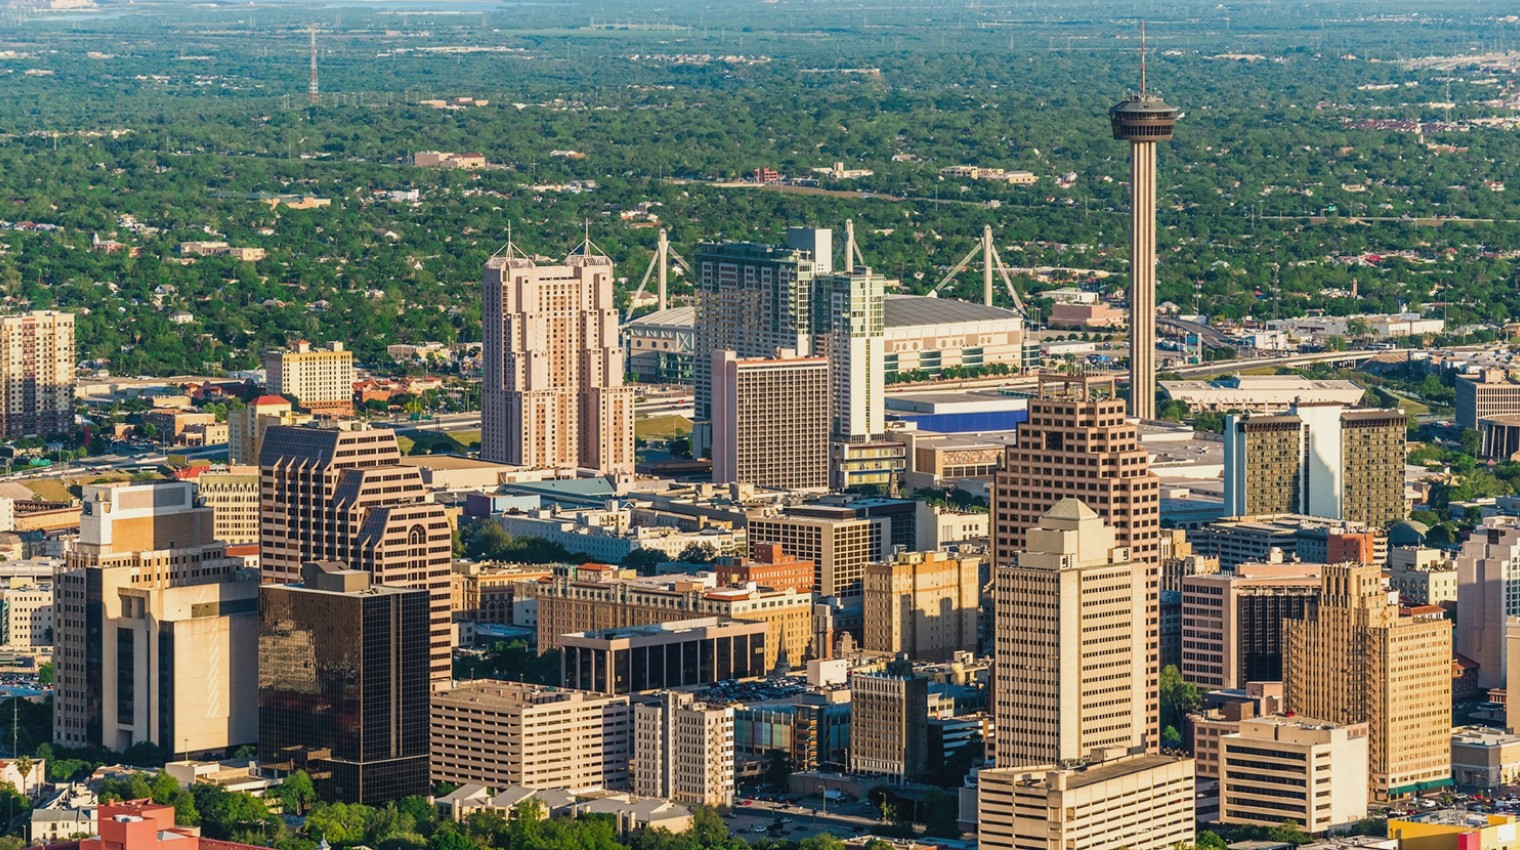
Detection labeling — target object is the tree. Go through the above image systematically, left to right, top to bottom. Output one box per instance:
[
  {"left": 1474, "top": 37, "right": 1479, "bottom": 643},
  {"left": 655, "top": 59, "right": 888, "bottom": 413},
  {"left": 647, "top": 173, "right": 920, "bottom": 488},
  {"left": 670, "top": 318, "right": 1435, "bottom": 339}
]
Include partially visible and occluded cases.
[
  {"left": 1461, "top": 428, "right": 1483, "bottom": 457},
  {"left": 677, "top": 543, "right": 716, "bottom": 564},
  {"left": 621, "top": 548, "right": 666, "bottom": 575},
  {"left": 36, "top": 662, "right": 53, "bottom": 686},
  {"left": 1159, "top": 665, "right": 1201, "bottom": 734},
  {"left": 763, "top": 749, "right": 791, "bottom": 792},
  {"left": 13, "top": 755, "right": 32, "bottom": 798},
  {"left": 277, "top": 771, "right": 316, "bottom": 816},
  {"left": 921, "top": 789, "right": 959, "bottom": 838},
  {"left": 305, "top": 802, "right": 373, "bottom": 846},
  {"left": 1267, "top": 820, "right": 1311, "bottom": 845},
  {"left": 1196, "top": 831, "right": 1228, "bottom": 850},
  {"left": 800, "top": 837, "right": 846, "bottom": 850}
]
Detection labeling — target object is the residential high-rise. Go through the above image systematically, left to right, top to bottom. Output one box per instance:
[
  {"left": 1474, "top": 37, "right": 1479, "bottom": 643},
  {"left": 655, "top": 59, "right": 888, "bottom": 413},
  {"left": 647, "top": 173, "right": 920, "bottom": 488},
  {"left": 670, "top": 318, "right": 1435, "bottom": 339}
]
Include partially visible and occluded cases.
[
  {"left": 1110, "top": 73, "right": 1180, "bottom": 421},
  {"left": 692, "top": 241, "right": 819, "bottom": 456},
  {"left": 480, "top": 246, "right": 635, "bottom": 475},
  {"left": 813, "top": 266, "right": 900, "bottom": 489},
  {"left": 0, "top": 310, "right": 74, "bottom": 439},
  {"left": 263, "top": 340, "right": 353, "bottom": 416},
  {"left": 710, "top": 350, "right": 830, "bottom": 490},
  {"left": 990, "top": 372, "right": 1161, "bottom": 748},
  {"left": 228, "top": 395, "right": 311, "bottom": 464},
  {"left": 1224, "top": 404, "right": 1406, "bottom": 528},
  {"left": 258, "top": 422, "right": 453, "bottom": 681},
  {"left": 194, "top": 465, "right": 260, "bottom": 545},
  {"left": 53, "top": 482, "right": 257, "bottom": 755},
  {"left": 994, "top": 500, "right": 1145, "bottom": 765},
  {"left": 1455, "top": 517, "right": 1520, "bottom": 691},
  {"left": 863, "top": 550, "right": 980, "bottom": 662},
  {"left": 1180, "top": 562, "right": 1322, "bottom": 689},
  {"left": 1283, "top": 562, "right": 1452, "bottom": 800},
  {"left": 259, "top": 563, "right": 430, "bottom": 804},
  {"left": 849, "top": 661, "right": 929, "bottom": 782},
  {"left": 430, "top": 680, "right": 632, "bottom": 791},
  {"left": 633, "top": 691, "right": 735, "bottom": 807},
  {"left": 1219, "top": 716, "right": 1369, "bottom": 834},
  {"left": 978, "top": 755, "right": 1195, "bottom": 850}
]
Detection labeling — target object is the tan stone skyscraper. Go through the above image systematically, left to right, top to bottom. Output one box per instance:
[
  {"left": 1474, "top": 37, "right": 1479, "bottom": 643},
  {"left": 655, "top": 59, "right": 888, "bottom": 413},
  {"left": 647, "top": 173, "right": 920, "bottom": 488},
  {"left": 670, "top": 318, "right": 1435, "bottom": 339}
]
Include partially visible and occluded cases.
[
  {"left": 481, "top": 244, "right": 635, "bottom": 475},
  {"left": 991, "top": 372, "right": 1161, "bottom": 749},
  {"left": 258, "top": 422, "right": 454, "bottom": 682},
  {"left": 995, "top": 500, "right": 1146, "bottom": 765},
  {"left": 1283, "top": 562, "right": 1452, "bottom": 800}
]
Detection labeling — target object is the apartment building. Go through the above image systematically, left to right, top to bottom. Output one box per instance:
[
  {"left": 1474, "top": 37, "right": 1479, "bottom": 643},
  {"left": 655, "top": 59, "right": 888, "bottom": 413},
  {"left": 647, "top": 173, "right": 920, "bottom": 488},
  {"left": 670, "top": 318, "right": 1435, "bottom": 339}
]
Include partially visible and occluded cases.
[
  {"left": 480, "top": 249, "right": 635, "bottom": 475},
  {"left": 0, "top": 310, "right": 74, "bottom": 439},
  {"left": 264, "top": 340, "right": 353, "bottom": 415},
  {"left": 710, "top": 350, "right": 831, "bottom": 490},
  {"left": 259, "top": 423, "right": 454, "bottom": 681},
  {"left": 194, "top": 466, "right": 260, "bottom": 545},
  {"left": 53, "top": 482, "right": 257, "bottom": 755},
  {"left": 994, "top": 500, "right": 1145, "bottom": 765},
  {"left": 863, "top": 550, "right": 979, "bottom": 662},
  {"left": 1180, "top": 562, "right": 1322, "bottom": 689},
  {"left": 1283, "top": 562, "right": 1452, "bottom": 799},
  {"left": 529, "top": 574, "right": 811, "bottom": 673},
  {"left": 430, "top": 681, "right": 632, "bottom": 791},
  {"left": 633, "top": 691, "right": 735, "bottom": 807},
  {"left": 1219, "top": 716, "right": 1369, "bottom": 834},
  {"left": 977, "top": 755, "right": 1196, "bottom": 850}
]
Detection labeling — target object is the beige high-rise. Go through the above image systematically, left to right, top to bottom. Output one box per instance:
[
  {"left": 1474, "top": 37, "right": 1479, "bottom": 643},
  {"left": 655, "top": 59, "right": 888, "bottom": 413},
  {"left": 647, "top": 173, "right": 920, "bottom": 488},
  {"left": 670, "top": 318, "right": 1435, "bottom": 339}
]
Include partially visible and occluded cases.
[
  {"left": 481, "top": 249, "right": 634, "bottom": 475},
  {"left": 0, "top": 310, "right": 74, "bottom": 439},
  {"left": 264, "top": 340, "right": 353, "bottom": 415},
  {"left": 710, "top": 350, "right": 830, "bottom": 490},
  {"left": 991, "top": 372, "right": 1161, "bottom": 750},
  {"left": 228, "top": 395, "right": 311, "bottom": 464},
  {"left": 258, "top": 422, "right": 454, "bottom": 682},
  {"left": 194, "top": 466, "right": 260, "bottom": 545},
  {"left": 53, "top": 482, "right": 257, "bottom": 755},
  {"left": 995, "top": 500, "right": 1146, "bottom": 765},
  {"left": 745, "top": 512, "right": 885, "bottom": 601},
  {"left": 863, "top": 550, "right": 979, "bottom": 662},
  {"left": 1283, "top": 562, "right": 1452, "bottom": 799},
  {"left": 633, "top": 691, "right": 735, "bottom": 807},
  {"left": 978, "top": 755, "right": 1195, "bottom": 850}
]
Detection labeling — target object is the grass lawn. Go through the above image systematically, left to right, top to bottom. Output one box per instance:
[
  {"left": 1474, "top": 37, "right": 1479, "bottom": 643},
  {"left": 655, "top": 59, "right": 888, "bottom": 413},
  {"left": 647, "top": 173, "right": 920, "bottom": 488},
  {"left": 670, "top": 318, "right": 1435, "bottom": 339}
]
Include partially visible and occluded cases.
[
  {"left": 636, "top": 415, "right": 692, "bottom": 440},
  {"left": 395, "top": 428, "right": 482, "bottom": 456}
]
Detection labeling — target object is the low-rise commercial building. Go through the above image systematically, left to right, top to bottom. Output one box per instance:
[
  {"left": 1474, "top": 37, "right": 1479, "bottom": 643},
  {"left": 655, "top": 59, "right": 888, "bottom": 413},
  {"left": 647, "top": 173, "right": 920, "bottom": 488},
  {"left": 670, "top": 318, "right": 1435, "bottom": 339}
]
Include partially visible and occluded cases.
[
  {"left": 1459, "top": 369, "right": 1520, "bottom": 430},
  {"left": 1162, "top": 375, "right": 1366, "bottom": 414},
  {"left": 499, "top": 508, "right": 744, "bottom": 564},
  {"left": 1389, "top": 547, "right": 1459, "bottom": 610},
  {"left": 561, "top": 617, "right": 768, "bottom": 694},
  {"left": 430, "top": 681, "right": 632, "bottom": 791},
  {"left": 1219, "top": 716, "right": 1369, "bottom": 835},
  {"left": 1451, "top": 727, "right": 1520, "bottom": 791},
  {"left": 977, "top": 755, "right": 1196, "bottom": 850},
  {"left": 1388, "top": 811, "right": 1520, "bottom": 850}
]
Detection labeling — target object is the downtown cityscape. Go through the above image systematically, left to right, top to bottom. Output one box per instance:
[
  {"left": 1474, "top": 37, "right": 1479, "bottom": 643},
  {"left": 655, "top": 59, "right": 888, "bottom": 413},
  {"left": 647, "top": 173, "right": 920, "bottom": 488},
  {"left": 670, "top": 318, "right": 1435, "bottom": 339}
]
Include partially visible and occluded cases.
[{"left": 4, "top": 2, "right": 1520, "bottom": 850}]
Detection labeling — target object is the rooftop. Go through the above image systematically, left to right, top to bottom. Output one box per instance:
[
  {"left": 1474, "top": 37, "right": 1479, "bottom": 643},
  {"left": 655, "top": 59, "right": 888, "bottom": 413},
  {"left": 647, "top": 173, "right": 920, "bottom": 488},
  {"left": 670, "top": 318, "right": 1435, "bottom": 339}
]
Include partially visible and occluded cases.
[
  {"left": 624, "top": 294, "right": 1021, "bottom": 332},
  {"left": 1395, "top": 810, "right": 1512, "bottom": 828}
]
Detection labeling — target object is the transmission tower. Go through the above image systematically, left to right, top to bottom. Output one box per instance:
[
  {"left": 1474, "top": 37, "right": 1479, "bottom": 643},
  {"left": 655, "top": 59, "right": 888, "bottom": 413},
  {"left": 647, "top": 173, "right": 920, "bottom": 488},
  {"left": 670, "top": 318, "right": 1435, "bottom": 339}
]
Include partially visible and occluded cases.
[{"left": 308, "top": 26, "right": 319, "bottom": 105}]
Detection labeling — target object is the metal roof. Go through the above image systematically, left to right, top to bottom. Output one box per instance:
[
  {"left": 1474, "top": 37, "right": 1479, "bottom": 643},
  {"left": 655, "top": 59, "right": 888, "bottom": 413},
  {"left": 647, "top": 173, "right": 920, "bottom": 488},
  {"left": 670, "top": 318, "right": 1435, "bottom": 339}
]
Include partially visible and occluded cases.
[{"left": 624, "top": 295, "right": 1019, "bottom": 331}]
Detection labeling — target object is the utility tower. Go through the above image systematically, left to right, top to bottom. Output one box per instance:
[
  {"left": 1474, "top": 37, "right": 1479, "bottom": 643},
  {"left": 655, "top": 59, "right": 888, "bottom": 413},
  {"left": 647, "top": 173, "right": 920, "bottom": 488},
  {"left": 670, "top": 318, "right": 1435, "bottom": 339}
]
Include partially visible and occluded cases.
[
  {"left": 1109, "top": 24, "right": 1180, "bottom": 421},
  {"left": 308, "top": 26, "right": 319, "bottom": 105}
]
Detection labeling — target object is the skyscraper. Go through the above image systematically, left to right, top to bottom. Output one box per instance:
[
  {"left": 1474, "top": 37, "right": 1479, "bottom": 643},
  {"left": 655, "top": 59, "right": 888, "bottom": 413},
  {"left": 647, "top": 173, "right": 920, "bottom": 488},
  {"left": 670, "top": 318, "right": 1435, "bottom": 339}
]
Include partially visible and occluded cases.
[
  {"left": 1110, "top": 62, "right": 1180, "bottom": 421},
  {"left": 480, "top": 245, "right": 635, "bottom": 475},
  {"left": 813, "top": 266, "right": 897, "bottom": 489},
  {"left": 0, "top": 310, "right": 74, "bottom": 439},
  {"left": 710, "top": 350, "right": 831, "bottom": 490},
  {"left": 990, "top": 372, "right": 1161, "bottom": 748},
  {"left": 1224, "top": 404, "right": 1406, "bottom": 527},
  {"left": 258, "top": 422, "right": 453, "bottom": 682},
  {"left": 53, "top": 482, "right": 258, "bottom": 755},
  {"left": 994, "top": 500, "right": 1145, "bottom": 765},
  {"left": 1455, "top": 517, "right": 1520, "bottom": 691},
  {"left": 863, "top": 550, "right": 980, "bottom": 662},
  {"left": 1283, "top": 562, "right": 1452, "bottom": 800},
  {"left": 259, "top": 563, "right": 431, "bottom": 804}
]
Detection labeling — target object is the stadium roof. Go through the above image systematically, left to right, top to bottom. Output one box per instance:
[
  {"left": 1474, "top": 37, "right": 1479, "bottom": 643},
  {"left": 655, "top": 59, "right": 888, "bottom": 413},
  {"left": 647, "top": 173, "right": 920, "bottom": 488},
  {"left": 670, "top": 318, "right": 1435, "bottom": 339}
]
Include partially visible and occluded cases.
[{"left": 625, "top": 295, "right": 1020, "bottom": 331}]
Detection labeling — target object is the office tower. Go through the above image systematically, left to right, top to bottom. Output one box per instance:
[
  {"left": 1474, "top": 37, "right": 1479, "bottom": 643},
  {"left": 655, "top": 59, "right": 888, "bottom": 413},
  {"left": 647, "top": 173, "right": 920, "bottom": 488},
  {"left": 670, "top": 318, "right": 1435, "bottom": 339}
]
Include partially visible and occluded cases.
[
  {"left": 1110, "top": 68, "right": 1180, "bottom": 421},
  {"left": 692, "top": 242, "right": 818, "bottom": 456},
  {"left": 480, "top": 246, "right": 635, "bottom": 475},
  {"left": 813, "top": 266, "right": 898, "bottom": 490},
  {"left": 0, "top": 310, "right": 74, "bottom": 439},
  {"left": 263, "top": 340, "right": 353, "bottom": 416},
  {"left": 710, "top": 350, "right": 830, "bottom": 490},
  {"left": 1457, "top": 368, "right": 1520, "bottom": 430},
  {"left": 990, "top": 372, "right": 1161, "bottom": 748},
  {"left": 228, "top": 395, "right": 310, "bottom": 464},
  {"left": 1224, "top": 404, "right": 1406, "bottom": 528},
  {"left": 258, "top": 422, "right": 453, "bottom": 681},
  {"left": 194, "top": 466, "right": 260, "bottom": 545},
  {"left": 53, "top": 482, "right": 257, "bottom": 754},
  {"left": 994, "top": 500, "right": 1145, "bottom": 765},
  {"left": 746, "top": 512, "right": 886, "bottom": 601},
  {"left": 1456, "top": 517, "right": 1520, "bottom": 691},
  {"left": 714, "top": 543, "right": 814, "bottom": 593},
  {"left": 863, "top": 550, "right": 979, "bottom": 662},
  {"left": 1180, "top": 562, "right": 1322, "bottom": 689},
  {"left": 1283, "top": 562, "right": 1452, "bottom": 800},
  {"left": 258, "top": 563, "right": 430, "bottom": 804},
  {"left": 529, "top": 574, "right": 811, "bottom": 674},
  {"left": 559, "top": 618, "right": 769, "bottom": 694},
  {"left": 1509, "top": 618, "right": 1520, "bottom": 735},
  {"left": 849, "top": 662, "right": 930, "bottom": 782},
  {"left": 430, "top": 680, "right": 632, "bottom": 791},
  {"left": 633, "top": 691, "right": 735, "bottom": 807},
  {"left": 1219, "top": 716, "right": 1369, "bottom": 834},
  {"left": 978, "top": 755, "right": 1195, "bottom": 850}
]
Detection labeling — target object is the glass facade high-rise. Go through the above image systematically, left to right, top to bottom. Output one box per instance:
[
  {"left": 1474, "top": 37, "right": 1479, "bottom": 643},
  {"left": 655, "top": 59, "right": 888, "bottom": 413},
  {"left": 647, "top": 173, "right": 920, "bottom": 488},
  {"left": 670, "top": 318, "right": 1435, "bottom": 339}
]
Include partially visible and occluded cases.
[{"left": 258, "top": 565, "right": 430, "bottom": 805}]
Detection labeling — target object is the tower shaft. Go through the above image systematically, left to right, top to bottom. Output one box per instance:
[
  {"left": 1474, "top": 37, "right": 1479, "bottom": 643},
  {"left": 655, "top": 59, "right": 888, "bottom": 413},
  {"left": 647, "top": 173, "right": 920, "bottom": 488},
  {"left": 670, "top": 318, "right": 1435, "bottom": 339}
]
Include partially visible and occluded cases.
[
  {"left": 309, "top": 27, "right": 319, "bottom": 106},
  {"left": 1128, "top": 141, "right": 1157, "bottom": 421}
]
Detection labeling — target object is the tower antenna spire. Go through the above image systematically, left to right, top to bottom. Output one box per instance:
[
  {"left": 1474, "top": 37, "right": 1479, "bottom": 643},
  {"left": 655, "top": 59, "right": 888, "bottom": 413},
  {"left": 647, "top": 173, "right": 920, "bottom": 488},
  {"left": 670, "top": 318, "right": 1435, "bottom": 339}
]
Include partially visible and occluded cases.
[{"left": 1140, "top": 20, "right": 1147, "bottom": 95}]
